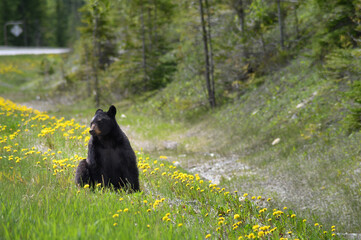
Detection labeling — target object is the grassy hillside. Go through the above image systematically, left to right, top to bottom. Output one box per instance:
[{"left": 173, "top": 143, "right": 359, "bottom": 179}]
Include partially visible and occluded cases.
[
  {"left": 129, "top": 52, "right": 361, "bottom": 233},
  {"left": 1, "top": 53, "right": 354, "bottom": 239},
  {"left": 0, "top": 96, "right": 342, "bottom": 239}
]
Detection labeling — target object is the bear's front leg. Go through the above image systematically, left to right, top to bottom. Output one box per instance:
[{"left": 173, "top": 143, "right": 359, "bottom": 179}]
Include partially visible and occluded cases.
[{"left": 75, "top": 159, "right": 92, "bottom": 187}]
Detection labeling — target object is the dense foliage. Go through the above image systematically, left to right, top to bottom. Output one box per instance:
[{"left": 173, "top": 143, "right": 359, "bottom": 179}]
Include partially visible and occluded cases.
[{"left": 63, "top": 0, "right": 360, "bottom": 117}]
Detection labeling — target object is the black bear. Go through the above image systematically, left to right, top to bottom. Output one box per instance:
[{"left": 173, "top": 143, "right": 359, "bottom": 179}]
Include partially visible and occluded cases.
[{"left": 75, "top": 105, "right": 140, "bottom": 192}]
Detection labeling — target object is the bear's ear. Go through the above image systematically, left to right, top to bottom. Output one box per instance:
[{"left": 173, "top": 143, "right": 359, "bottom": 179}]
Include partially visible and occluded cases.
[
  {"left": 107, "top": 105, "right": 116, "bottom": 118},
  {"left": 95, "top": 109, "right": 103, "bottom": 114}
]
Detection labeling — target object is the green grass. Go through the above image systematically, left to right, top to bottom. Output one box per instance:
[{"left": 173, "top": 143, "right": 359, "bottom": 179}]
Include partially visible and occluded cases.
[
  {"left": 0, "top": 51, "right": 359, "bottom": 238},
  {"left": 113, "top": 53, "right": 361, "bottom": 233},
  {"left": 0, "top": 97, "right": 342, "bottom": 239}
]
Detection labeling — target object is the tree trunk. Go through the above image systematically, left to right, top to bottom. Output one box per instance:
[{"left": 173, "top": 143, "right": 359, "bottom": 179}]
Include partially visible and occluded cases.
[
  {"left": 153, "top": 0, "right": 158, "bottom": 45},
  {"left": 199, "top": 0, "right": 215, "bottom": 108},
  {"left": 204, "top": 0, "right": 216, "bottom": 107},
  {"left": 234, "top": 0, "right": 249, "bottom": 59},
  {"left": 277, "top": 0, "right": 285, "bottom": 50},
  {"left": 147, "top": 1, "right": 153, "bottom": 52},
  {"left": 140, "top": 3, "right": 148, "bottom": 89},
  {"left": 294, "top": 4, "right": 299, "bottom": 39},
  {"left": 92, "top": 13, "right": 100, "bottom": 108},
  {"left": 84, "top": 43, "right": 92, "bottom": 98}
]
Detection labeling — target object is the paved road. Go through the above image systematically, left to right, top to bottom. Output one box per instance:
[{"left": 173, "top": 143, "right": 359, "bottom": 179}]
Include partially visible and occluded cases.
[{"left": 0, "top": 46, "right": 70, "bottom": 55}]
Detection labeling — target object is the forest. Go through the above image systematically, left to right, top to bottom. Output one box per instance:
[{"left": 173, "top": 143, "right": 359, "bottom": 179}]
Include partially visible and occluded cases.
[
  {"left": 1, "top": 0, "right": 361, "bottom": 237},
  {"left": 1, "top": 0, "right": 359, "bottom": 110}
]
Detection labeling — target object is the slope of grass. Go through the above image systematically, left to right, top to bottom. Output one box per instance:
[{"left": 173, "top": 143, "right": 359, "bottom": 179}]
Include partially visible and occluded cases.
[
  {"left": 1, "top": 50, "right": 359, "bottom": 236},
  {"left": 112, "top": 52, "right": 361, "bottom": 233},
  {"left": 0, "top": 97, "right": 342, "bottom": 239}
]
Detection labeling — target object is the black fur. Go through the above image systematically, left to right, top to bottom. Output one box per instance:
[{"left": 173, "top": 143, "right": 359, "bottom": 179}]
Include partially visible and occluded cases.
[{"left": 75, "top": 105, "right": 140, "bottom": 192}]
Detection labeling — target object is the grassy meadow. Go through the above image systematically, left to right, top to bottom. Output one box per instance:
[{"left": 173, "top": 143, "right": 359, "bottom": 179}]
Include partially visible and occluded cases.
[
  {"left": 0, "top": 54, "right": 347, "bottom": 239},
  {"left": 0, "top": 96, "right": 341, "bottom": 240}
]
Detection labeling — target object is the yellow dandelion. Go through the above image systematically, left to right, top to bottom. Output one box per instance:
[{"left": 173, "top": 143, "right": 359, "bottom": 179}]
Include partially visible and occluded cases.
[
  {"left": 84, "top": 184, "right": 90, "bottom": 189},
  {"left": 252, "top": 225, "right": 259, "bottom": 231},
  {"left": 247, "top": 233, "right": 255, "bottom": 239},
  {"left": 205, "top": 234, "right": 211, "bottom": 239}
]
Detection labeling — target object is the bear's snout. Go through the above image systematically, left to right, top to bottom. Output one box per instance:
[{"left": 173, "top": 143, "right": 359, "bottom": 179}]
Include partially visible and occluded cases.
[{"left": 89, "top": 124, "right": 101, "bottom": 136}]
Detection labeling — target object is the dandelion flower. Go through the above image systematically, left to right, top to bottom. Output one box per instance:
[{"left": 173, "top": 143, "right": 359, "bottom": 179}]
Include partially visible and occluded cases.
[
  {"left": 84, "top": 184, "right": 90, "bottom": 189},
  {"left": 247, "top": 233, "right": 255, "bottom": 239},
  {"left": 205, "top": 234, "right": 211, "bottom": 239}
]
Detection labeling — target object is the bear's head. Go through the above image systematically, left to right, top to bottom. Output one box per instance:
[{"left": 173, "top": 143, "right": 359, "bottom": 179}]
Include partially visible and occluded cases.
[{"left": 89, "top": 105, "right": 117, "bottom": 137}]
